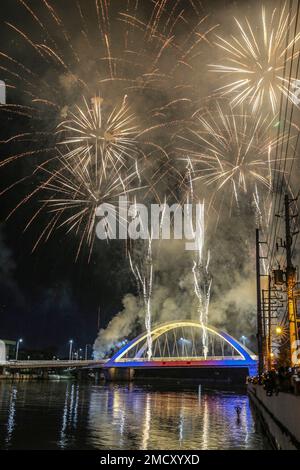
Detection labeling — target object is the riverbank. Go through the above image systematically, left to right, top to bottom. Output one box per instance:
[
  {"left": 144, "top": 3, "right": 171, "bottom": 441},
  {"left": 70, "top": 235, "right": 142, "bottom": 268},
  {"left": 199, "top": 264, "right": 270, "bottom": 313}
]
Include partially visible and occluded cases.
[
  {"left": 0, "top": 374, "right": 40, "bottom": 381},
  {"left": 248, "top": 383, "right": 300, "bottom": 450}
]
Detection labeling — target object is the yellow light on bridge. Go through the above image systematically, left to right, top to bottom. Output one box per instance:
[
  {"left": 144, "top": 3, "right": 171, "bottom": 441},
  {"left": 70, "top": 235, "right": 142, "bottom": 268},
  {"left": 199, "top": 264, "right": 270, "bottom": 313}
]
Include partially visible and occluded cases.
[{"left": 275, "top": 326, "right": 282, "bottom": 335}]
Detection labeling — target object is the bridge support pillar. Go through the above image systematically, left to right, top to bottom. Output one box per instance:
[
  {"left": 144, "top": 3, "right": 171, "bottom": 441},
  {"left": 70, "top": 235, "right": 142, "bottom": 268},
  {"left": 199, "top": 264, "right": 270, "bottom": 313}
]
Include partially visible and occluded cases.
[
  {"left": 104, "top": 367, "right": 134, "bottom": 382},
  {"left": 40, "top": 370, "right": 49, "bottom": 380}
]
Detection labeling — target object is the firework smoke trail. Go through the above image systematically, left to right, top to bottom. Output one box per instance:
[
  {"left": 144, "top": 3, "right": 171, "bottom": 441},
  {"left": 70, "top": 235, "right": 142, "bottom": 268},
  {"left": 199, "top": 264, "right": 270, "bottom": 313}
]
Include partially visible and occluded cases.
[
  {"left": 210, "top": 4, "right": 300, "bottom": 114},
  {"left": 177, "top": 102, "right": 292, "bottom": 214},
  {"left": 129, "top": 237, "right": 153, "bottom": 360}
]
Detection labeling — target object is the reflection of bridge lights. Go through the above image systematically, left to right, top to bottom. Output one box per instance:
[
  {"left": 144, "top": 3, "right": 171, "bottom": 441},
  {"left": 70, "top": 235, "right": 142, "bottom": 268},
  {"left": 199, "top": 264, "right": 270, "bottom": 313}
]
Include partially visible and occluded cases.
[
  {"left": 59, "top": 383, "right": 79, "bottom": 448},
  {"left": 86, "top": 386, "right": 259, "bottom": 449},
  {"left": 6, "top": 387, "right": 17, "bottom": 445},
  {"left": 141, "top": 393, "right": 151, "bottom": 450}
]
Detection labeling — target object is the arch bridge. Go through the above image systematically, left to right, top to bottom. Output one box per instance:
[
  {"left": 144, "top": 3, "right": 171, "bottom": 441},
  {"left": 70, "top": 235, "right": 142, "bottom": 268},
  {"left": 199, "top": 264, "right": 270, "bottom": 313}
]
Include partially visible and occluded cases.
[{"left": 104, "top": 321, "right": 257, "bottom": 381}]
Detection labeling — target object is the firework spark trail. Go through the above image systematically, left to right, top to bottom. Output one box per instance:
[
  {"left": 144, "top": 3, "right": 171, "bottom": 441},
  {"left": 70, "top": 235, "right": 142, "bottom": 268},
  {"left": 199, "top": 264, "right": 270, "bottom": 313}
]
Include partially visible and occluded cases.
[
  {"left": 4, "top": 0, "right": 211, "bottom": 112},
  {"left": 209, "top": 4, "right": 300, "bottom": 114},
  {"left": 186, "top": 168, "right": 212, "bottom": 358},
  {"left": 191, "top": 201, "right": 212, "bottom": 359},
  {"left": 129, "top": 237, "right": 153, "bottom": 360}
]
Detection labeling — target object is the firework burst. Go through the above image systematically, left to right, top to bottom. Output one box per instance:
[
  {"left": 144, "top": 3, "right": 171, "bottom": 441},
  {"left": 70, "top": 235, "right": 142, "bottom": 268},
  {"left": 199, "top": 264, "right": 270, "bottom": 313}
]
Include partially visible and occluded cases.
[
  {"left": 0, "top": 0, "right": 214, "bottom": 257},
  {"left": 210, "top": 4, "right": 300, "bottom": 114},
  {"left": 57, "top": 94, "right": 140, "bottom": 174},
  {"left": 177, "top": 102, "right": 292, "bottom": 211},
  {"left": 25, "top": 149, "right": 141, "bottom": 260}
]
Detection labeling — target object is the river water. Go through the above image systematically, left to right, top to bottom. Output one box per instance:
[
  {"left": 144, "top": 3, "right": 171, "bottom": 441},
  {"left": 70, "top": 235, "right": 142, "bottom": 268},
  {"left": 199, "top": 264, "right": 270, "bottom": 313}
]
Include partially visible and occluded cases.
[{"left": 0, "top": 381, "right": 270, "bottom": 450}]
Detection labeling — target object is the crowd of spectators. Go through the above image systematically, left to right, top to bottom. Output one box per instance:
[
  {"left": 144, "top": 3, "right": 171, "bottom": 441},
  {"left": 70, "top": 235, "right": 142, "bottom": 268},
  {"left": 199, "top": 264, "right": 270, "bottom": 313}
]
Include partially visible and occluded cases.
[{"left": 248, "top": 366, "right": 300, "bottom": 396}]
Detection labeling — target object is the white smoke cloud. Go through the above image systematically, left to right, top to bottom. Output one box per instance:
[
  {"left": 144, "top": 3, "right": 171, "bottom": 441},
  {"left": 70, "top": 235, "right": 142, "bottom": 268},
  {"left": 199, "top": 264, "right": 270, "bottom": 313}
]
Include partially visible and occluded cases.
[{"left": 93, "top": 210, "right": 258, "bottom": 358}]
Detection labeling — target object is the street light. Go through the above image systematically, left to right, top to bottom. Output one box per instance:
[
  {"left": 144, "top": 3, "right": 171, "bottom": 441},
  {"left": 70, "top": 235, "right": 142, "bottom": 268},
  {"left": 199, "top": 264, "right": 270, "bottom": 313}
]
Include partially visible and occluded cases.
[
  {"left": 275, "top": 326, "right": 282, "bottom": 335},
  {"left": 15, "top": 338, "right": 23, "bottom": 361},
  {"left": 68, "top": 340, "right": 73, "bottom": 361},
  {"left": 85, "top": 344, "right": 92, "bottom": 360}
]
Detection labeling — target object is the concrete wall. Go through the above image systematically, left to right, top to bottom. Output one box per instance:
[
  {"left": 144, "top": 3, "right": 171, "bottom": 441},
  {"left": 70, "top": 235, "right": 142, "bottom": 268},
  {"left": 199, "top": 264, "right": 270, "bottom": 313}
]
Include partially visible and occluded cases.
[
  {"left": 104, "top": 367, "right": 135, "bottom": 381},
  {"left": 248, "top": 383, "right": 300, "bottom": 450}
]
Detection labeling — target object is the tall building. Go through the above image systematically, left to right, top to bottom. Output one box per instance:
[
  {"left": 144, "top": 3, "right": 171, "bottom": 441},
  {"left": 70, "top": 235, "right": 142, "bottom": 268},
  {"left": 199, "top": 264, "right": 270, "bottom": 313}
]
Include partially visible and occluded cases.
[{"left": 0, "top": 339, "right": 16, "bottom": 362}]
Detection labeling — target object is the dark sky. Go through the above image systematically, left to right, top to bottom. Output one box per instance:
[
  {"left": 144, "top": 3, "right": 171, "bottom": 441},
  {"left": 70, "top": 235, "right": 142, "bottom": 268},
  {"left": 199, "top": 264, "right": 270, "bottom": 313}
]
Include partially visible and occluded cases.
[{"left": 0, "top": 0, "right": 267, "bottom": 356}]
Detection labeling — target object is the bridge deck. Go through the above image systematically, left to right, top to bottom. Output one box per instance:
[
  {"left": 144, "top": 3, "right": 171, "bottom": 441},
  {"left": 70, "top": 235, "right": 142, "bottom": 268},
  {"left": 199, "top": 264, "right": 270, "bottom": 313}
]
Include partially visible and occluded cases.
[
  {"left": 105, "top": 357, "right": 257, "bottom": 369},
  {"left": 0, "top": 360, "right": 106, "bottom": 370}
]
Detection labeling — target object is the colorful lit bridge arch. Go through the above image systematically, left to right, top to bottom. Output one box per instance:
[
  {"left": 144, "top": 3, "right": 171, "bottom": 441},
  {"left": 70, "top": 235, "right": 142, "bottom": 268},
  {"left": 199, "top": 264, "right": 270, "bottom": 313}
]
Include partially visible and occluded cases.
[{"left": 104, "top": 321, "right": 257, "bottom": 382}]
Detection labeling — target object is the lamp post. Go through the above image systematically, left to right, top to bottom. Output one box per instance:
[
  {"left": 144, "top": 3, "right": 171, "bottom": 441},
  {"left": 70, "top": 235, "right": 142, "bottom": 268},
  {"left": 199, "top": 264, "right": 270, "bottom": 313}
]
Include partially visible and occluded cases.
[
  {"left": 15, "top": 338, "right": 23, "bottom": 361},
  {"left": 68, "top": 340, "right": 73, "bottom": 361},
  {"left": 85, "top": 344, "right": 92, "bottom": 360}
]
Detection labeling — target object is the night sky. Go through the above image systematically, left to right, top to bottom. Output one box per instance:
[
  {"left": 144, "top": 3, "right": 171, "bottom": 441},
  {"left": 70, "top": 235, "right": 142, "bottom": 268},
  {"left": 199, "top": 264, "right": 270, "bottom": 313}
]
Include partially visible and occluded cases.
[{"left": 0, "top": 0, "right": 275, "bottom": 356}]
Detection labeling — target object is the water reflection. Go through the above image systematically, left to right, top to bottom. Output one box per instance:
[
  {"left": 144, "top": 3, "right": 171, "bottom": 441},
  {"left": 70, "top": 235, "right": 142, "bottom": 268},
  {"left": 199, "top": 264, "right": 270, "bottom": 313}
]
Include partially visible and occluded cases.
[
  {"left": 0, "top": 381, "right": 269, "bottom": 450},
  {"left": 59, "top": 383, "right": 80, "bottom": 448},
  {"left": 5, "top": 386, "right": 17, "bottom": 446}
]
